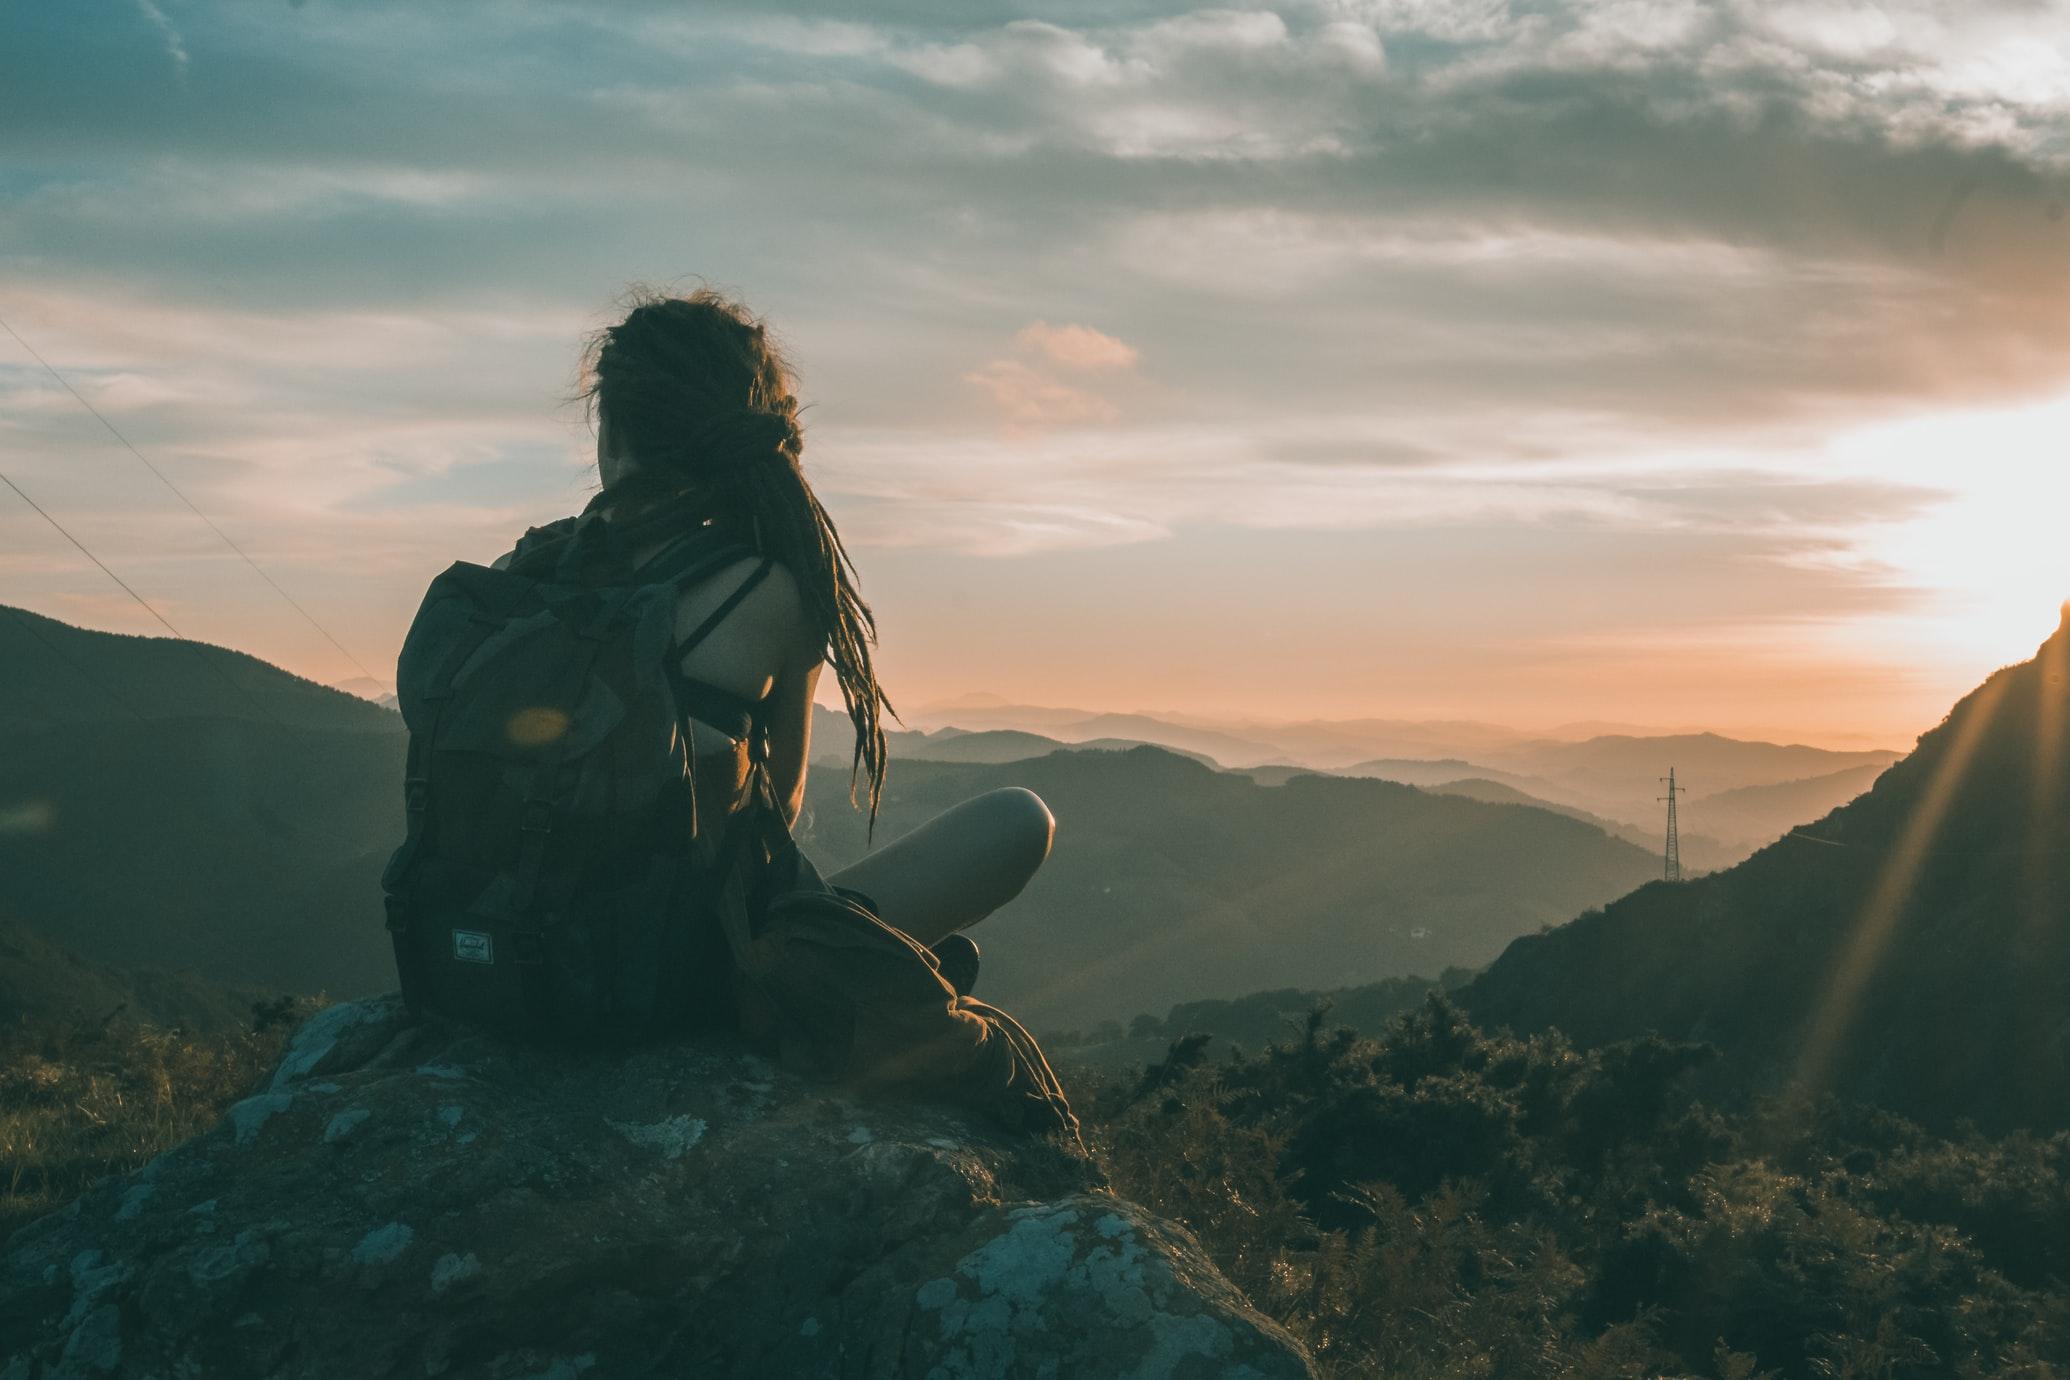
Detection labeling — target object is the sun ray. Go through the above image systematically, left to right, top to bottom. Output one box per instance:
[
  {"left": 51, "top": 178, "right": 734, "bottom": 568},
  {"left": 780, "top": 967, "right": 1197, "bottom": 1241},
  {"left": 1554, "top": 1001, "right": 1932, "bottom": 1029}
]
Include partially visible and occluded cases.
[
  {"left": 2022, "top": 606, "right": 2070, "bottom": 936},
  {"left": 1794, "top": 671, "right": 2012, "bottom": 1095}
]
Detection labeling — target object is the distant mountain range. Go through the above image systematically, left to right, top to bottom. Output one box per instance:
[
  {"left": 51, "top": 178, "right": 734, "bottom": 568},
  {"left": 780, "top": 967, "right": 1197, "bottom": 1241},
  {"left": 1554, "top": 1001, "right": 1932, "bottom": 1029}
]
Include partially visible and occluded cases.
[
  {"left": 1, "top": 602, "right": 1925, "bottom": 1038},
  {"left": 0, "top": 606, "right": 1661, "bottom": 1029},
  {"left": 1462, "top": 610, "right": 2070, "bottom": 1134},
  {"left": 895, "top": 692, "right": 1902, "bottom": 865},
  {"left": 808, "top": 709, "right": 1220, "bottom": 769},
  {"left": 913, "top": 719, "right": 1887, "bottom": 869},
  {"left": 797, "top": 748, "right": 1661, "bottom": 1029}
]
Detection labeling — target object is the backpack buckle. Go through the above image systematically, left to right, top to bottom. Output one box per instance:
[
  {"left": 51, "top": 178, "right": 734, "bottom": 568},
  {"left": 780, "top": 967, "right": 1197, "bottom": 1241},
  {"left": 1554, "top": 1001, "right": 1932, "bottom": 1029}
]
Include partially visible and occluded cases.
[
  {"left": 404, "top": 777, "right": 430, "bottom": 815},
  {"left": 519, "top": 798, "right": 555, "bottom": 834}
]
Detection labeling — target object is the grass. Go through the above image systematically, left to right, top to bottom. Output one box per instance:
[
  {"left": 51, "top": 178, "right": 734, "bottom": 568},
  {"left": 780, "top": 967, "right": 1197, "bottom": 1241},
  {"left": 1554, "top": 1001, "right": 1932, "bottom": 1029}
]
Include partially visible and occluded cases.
[{"left": 0, "top": 996, "right": 323, "bottom": 1241}]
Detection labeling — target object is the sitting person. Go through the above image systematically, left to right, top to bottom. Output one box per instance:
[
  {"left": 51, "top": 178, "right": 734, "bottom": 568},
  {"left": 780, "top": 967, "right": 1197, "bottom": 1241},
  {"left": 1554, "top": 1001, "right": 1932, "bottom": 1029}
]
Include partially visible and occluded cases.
[{"left": 381, "top": 287, "right": 1076, "bottom": 1139}]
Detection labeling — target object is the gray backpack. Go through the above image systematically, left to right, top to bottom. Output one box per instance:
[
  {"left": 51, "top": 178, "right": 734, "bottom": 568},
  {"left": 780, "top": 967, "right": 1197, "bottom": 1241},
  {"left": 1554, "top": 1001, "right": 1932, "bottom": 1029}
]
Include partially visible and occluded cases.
[{"left": 380, "top": 506, "right": 775, "bottom": 1041}]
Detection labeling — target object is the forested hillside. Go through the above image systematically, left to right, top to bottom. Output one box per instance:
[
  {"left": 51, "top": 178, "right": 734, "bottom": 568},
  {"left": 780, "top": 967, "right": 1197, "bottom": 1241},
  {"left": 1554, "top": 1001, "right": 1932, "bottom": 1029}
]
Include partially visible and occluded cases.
[{"left": 1464, "top": 613, "right": 2070, "bottom": 1134}]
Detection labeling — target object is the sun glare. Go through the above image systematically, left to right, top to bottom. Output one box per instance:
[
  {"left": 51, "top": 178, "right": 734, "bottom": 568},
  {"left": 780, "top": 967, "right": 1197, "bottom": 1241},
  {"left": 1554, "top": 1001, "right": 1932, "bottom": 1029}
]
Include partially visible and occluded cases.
[{"left": 1827, "top": 394, "right": 2070, "bottom": 666}]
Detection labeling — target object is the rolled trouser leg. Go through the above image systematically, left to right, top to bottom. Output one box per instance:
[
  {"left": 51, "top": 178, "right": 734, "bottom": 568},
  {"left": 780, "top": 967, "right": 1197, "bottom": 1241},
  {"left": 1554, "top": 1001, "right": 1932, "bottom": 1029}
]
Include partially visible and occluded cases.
[{"left": 825, "top": 787, "right": 1057, "bottom": 948}]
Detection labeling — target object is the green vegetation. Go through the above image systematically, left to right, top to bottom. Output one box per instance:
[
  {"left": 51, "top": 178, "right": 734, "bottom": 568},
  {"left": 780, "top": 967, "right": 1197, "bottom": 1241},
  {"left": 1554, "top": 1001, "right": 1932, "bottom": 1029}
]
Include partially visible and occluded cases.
[
  {"left": 1046, "top": 967, "right": 1477, "bottom": 1068},
  {"left": 9, "top": 980, "right": 2066, "bottom": 1380},
  {"left": 1074, "top": 996, "right": 2070, "bottom": 1379},
  {"left": 0, "top": 997, "right": 320, "bottom": 1240}
]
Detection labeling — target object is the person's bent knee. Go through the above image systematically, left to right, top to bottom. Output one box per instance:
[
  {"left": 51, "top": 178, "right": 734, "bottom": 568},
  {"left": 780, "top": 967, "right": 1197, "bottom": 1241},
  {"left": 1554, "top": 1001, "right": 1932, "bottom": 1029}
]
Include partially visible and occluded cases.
[{"left": 986, "top": 787, "right": 1055, "bottom": 871}]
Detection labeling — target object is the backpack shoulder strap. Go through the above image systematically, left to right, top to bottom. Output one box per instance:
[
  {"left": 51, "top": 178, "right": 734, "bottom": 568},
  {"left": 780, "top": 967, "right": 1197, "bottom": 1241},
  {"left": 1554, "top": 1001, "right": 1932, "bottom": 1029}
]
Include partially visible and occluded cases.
[
  {"left": 635, "top": 523, "right": 758, "bottom": 591},
  {"left": 659, "top": 555, "right": 777, "bottom": 746},
  {"left": 675, "top": 558, "right": 775, "bottom": 657}
]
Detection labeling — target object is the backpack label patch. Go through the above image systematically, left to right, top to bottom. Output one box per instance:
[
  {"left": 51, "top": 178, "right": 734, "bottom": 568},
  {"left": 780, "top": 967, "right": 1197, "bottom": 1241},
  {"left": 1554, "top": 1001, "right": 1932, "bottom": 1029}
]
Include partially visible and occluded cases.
[{"left": 452, "top": 929, "right": 494, "bottom": 965}]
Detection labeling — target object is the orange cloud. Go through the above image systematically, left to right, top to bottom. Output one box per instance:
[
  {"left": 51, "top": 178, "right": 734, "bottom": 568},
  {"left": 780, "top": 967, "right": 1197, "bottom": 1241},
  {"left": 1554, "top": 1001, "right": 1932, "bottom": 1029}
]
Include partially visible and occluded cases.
[
  {"left": 1013, "top": 320, "right": 1139, "bottom": 371},
  {"left": 961, "top": 358, "right": 1119, "bottom": 425}
]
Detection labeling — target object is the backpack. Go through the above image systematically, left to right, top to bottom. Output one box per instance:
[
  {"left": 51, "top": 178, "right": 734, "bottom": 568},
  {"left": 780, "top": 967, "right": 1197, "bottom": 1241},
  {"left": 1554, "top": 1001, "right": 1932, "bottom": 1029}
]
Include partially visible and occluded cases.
[{"left": 379, "top": 510, "right": 774, "bottom": 1042}]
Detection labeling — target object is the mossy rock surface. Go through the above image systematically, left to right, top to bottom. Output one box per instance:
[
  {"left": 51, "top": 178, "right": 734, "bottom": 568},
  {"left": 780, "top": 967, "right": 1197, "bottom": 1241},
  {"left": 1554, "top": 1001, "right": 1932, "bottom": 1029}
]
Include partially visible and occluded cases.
[{"left": 2, "top": 995, "right": 1312, "bottom": 1379}]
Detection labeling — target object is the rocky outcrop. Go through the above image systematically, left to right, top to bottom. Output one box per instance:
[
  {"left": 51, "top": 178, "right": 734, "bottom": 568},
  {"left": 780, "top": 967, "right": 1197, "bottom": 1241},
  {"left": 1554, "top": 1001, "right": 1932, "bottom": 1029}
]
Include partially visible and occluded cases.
[{"left": 2, "top": 996, "right": 1312, "bottom": 1378}]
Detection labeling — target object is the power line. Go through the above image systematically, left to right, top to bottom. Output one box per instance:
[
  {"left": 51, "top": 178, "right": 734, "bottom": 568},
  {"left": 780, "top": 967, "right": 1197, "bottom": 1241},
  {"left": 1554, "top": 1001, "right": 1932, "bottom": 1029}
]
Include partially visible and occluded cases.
[
  {"left": 0, "top": 310, "right": 383, "bottom": 685},
  {"left": 0, "top": 469, "right": 303, "bottom": 738},
  {"left": 0, "top": 472, "right": 191, "bottom": 642}
]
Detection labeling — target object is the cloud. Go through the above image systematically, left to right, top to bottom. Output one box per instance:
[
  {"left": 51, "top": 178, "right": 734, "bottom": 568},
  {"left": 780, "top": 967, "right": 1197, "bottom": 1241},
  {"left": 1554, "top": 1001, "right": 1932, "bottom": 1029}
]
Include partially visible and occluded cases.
[
  {"left": 10, "top": 0, "right": 2070, "bottom": 707},
  {"left": 134, "top": 0, "right": 188, "bottom": 78},
  {"left": 962, "top": 320, "right": 1140, "bottom": 425},
  {"left": 1013, "top": 320, "right": 1140, "bottom": 370},
  {"left": 961, "top": 358, "right": 1119, "bottom": 425}
]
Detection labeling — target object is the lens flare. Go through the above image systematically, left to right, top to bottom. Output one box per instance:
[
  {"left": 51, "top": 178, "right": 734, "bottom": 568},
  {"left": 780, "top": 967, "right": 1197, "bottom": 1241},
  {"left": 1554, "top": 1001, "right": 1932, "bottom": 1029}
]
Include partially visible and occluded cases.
[
  {"left": 506, "top": 707, "right": 571, "bottom": 748},
  {"left": 0, "top": 801, "right": 55, "bottom": 834}
]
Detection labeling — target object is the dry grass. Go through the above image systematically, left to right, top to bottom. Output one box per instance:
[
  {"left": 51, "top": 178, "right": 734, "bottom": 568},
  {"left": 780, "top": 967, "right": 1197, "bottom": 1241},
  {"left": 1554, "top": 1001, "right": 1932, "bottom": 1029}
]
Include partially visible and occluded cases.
[{"left": 0, "top": 998, "right": 323, "bottom": 1241}]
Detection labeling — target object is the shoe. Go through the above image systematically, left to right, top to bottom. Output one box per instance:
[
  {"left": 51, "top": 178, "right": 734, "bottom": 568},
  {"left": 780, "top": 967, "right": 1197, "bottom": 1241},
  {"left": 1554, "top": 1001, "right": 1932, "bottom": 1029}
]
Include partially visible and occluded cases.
[{"left": 930, "top": 933, "right": 980, "bottom": 998}]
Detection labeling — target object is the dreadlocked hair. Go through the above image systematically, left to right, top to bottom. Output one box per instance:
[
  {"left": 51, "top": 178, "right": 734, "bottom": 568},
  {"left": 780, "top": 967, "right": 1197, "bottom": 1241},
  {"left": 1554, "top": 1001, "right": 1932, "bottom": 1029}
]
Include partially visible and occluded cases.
[{"left": 579, "top": 286, "right": 894, "bottom": 826}]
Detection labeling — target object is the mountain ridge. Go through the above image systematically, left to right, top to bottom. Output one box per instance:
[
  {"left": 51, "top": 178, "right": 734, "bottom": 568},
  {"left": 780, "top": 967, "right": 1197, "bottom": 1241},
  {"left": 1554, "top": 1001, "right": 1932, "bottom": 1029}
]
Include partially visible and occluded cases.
[{"left": 1462, "top": 611, "right": 2070, "bottom": 1133}]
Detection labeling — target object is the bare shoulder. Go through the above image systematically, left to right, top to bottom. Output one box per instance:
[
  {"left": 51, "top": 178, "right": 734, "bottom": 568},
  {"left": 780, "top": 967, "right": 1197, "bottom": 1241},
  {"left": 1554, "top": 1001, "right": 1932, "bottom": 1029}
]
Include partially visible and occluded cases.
[{"left": 671, "top": 556, "right": 815, "bottom": 656}]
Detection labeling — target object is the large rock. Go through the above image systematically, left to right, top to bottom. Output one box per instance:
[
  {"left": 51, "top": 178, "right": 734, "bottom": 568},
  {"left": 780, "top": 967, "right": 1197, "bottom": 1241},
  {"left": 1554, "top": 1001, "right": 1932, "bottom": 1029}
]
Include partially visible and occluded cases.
[{"left": 3, "top": 996, "right": 1312, "bottom": 1378}]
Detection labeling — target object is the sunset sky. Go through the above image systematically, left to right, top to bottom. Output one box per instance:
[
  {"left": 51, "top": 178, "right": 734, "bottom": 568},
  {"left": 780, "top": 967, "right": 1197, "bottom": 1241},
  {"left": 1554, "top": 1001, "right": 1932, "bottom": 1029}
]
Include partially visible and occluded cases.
[{"left": 6, "top": 1, "right": 2070, "bottom": 749}]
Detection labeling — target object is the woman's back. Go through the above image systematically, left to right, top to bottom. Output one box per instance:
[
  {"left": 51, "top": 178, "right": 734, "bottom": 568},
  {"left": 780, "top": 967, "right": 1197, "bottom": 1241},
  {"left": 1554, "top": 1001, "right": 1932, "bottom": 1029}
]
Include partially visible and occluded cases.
[
  {"left": 385, "top": 284, "right": 1075, "bottom": 1138},
  {"left": 623, "top": 520, "right": 821, "bottom": 830}
]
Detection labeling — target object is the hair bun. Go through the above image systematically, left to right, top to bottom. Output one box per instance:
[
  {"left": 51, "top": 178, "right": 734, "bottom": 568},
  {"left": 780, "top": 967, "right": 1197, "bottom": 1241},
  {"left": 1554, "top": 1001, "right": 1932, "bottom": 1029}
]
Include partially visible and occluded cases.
[{"left": 683, "top": 407, "right": 799, "bottom": 469}]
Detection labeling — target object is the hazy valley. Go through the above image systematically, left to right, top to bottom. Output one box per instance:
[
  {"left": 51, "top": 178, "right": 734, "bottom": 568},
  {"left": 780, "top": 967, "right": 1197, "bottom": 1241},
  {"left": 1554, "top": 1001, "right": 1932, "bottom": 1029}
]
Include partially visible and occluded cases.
[{"left": 2, "top": 603, "right": 1903, "bottom": 1032}]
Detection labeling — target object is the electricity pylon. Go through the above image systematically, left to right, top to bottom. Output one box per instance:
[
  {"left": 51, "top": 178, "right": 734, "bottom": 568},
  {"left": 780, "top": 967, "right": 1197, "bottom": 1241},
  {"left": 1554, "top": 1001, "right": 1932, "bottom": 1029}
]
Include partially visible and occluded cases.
[{"left": 1659, "top": 768, "right": 1686, "bottom": 882}]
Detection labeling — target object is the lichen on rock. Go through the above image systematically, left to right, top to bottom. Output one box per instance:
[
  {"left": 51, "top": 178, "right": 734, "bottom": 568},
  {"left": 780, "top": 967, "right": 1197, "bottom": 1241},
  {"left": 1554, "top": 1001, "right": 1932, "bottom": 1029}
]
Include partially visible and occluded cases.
[{"left": 2, "top": 994, "right": 1312, "bottom": 1378}]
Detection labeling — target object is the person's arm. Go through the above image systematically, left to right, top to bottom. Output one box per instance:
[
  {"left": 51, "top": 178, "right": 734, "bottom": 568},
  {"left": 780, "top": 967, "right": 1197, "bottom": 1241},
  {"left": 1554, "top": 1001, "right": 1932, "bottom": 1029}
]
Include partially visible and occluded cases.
[{"left": 761, "top": 612, "right": 825, "bottom": 827}]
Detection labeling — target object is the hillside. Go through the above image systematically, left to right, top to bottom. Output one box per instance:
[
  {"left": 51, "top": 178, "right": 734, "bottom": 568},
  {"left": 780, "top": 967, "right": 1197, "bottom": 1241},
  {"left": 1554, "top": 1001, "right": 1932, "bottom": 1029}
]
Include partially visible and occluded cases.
[
  {"left": 0, "top": 604, "right": 398, "bottom": 733},
  {"left": 2, "top": 610, "right": 1658, "bottom": 1028},
  {"left": 1463, "top": 611, "right": 2070, "bottom": 1134},
  {"left": 903, "top": 700, "right": 1285, "bottom": 764},
  {"left": 811, "top": 708, "right": 1220, "bottom": 768},
  {"left": 0, "top": 713, "right": 407, "bottom": 995},
  {"left": 1483, "top": 732, "right": 1900, "bottom": 796},
  {"left": 1473, "top": 733, "right": 1902, "bottom": 844},
  {"left": 800, "top": 747, "right": 1661, "bottom": 1029},
  {"left": 1329, "top": 750, "right": 1844, "bottom": 867},
  {"left": 1690, "top": 763, "right": 1889, "bottom": 846},
  {"left": 1426, "top": 778, "right": 1735, "bottom": 873},
  {"left": 0, "top": 918, "right": 262, "bottom": 1034}
]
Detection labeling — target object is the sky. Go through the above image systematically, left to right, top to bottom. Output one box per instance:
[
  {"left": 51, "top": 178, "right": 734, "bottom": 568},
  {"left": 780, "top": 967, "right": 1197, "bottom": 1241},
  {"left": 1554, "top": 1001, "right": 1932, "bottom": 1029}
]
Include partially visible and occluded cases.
[{"left": 6, "top": 0, "right": 2070, "bottom": 749}]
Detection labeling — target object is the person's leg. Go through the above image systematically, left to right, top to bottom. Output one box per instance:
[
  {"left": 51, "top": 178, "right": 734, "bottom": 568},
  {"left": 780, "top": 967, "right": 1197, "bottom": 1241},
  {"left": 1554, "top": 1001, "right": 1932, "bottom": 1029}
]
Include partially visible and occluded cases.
[{"left": 826, "top": 787, "right": 1054, "bottom": 948}]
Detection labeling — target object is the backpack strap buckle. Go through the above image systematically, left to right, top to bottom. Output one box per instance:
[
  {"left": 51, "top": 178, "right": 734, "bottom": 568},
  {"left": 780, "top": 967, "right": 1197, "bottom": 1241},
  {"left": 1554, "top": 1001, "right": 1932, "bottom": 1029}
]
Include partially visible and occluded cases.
[
  {"left": 403, "top": 777, "right": 430, "bottom": 816},
  {"left": 519, "top": 798, "right": 556, "bottom": 834}
]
